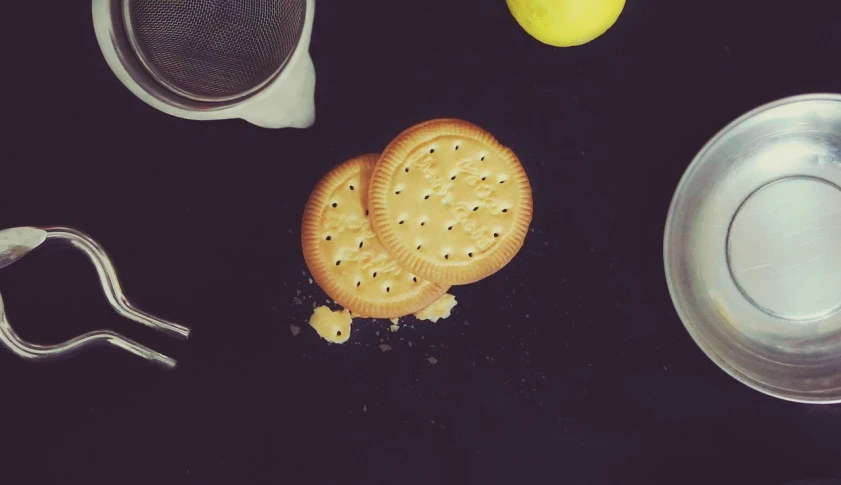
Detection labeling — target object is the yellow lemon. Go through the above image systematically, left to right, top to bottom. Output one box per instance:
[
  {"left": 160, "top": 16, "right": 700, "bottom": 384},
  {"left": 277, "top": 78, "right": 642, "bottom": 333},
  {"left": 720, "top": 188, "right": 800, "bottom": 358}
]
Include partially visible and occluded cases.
[{"left": 507, "top": 0, "right": 626, "bottom": 47}]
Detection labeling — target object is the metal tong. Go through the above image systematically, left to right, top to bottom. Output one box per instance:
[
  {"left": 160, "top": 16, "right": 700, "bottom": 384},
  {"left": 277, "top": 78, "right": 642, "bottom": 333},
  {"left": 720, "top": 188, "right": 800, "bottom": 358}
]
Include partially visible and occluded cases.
[{"left": 0, "top": 226, "right": 190, "bottom": 369}]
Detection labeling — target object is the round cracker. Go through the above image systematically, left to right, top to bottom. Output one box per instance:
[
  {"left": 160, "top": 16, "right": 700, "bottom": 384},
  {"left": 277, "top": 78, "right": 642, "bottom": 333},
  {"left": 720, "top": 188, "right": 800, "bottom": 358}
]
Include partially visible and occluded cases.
[
  {"left": 368, "top": 119, "right": 533, "bottom": 285},
  {"left": 302, "top": 154, "right": 449, "bottom": 318}
]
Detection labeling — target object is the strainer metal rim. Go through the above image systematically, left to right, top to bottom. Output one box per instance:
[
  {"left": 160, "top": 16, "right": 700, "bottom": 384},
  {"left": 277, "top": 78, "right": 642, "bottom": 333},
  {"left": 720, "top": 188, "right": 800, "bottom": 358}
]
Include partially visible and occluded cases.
[
  {"left": 92, "top": 0, "right": 316, "bottom": 128},
  {"left": 120, "top": 0, "right": 306, "bottom": 104}
]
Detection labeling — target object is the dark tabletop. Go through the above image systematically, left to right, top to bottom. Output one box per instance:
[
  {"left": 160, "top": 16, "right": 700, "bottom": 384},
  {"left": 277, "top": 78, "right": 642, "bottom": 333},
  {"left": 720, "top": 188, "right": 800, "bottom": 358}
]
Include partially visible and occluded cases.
[{"left": 2, "top": 0, "right": 841, "bottom": 484}]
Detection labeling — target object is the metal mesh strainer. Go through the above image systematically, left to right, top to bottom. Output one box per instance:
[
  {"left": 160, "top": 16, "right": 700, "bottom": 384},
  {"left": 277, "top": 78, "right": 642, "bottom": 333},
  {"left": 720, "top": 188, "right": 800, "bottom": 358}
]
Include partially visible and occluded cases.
[
  {"left": 93, "top": 0, "right": 317, "bottom": 128},
  {"left": 124, "top": 0, "right": 306, "bottom": 102}
]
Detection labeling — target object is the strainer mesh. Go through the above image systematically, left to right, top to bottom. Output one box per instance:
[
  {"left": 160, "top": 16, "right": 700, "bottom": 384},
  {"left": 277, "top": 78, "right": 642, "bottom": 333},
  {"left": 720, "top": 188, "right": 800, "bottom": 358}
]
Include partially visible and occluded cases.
[{"left": 125, "top": 0, "right": 306, "bottom": 101}]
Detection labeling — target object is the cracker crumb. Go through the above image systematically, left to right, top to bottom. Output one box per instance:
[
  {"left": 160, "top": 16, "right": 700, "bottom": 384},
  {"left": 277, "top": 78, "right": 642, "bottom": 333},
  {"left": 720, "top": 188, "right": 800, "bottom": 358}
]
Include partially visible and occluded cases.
[
  {"left": 308, "top": 278, "right": 313, "bottom": 284},
  {"left": 414, "top": 294, "right": 457, "bottom": 322},
  {"left": 309, "top": 306, "right": 352, "bottom": 344},
  {"left": 390, "top": 323, "right": 400, "bottom": 332},
  {"left": 289, "top": 324, "right": 300, "bottom": 337},
  {"left": 379, "top": 344, "right": 392, "bottom": 352},
  {"left": 428, "top": 357, "right": 438, "bottom": 365},
  {"left": 363, "top": 405, "right": 367, "bottom": 412}
]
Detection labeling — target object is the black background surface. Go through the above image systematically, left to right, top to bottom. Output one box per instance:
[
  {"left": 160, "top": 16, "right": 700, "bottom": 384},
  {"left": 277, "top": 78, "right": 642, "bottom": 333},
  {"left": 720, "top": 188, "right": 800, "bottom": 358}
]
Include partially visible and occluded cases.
[{"left": 1, "top": 0, "right": 840, "bottom": 483}]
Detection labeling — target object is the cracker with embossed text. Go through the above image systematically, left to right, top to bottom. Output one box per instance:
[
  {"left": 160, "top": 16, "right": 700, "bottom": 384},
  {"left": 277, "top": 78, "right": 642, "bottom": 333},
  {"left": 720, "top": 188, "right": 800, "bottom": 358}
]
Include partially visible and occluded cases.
[
  {"left": 369, "top": 119, "right": 533, "bottom": 285},
  {"left": 301, "top": 154, "right": 450, "bottom": 318}
]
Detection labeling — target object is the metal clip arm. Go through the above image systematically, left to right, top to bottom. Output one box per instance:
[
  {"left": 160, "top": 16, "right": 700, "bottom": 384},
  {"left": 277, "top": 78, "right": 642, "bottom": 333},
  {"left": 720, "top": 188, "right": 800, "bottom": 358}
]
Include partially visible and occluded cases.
[{"left": 0, "top": 226, "right": 190, "bottom": 369}]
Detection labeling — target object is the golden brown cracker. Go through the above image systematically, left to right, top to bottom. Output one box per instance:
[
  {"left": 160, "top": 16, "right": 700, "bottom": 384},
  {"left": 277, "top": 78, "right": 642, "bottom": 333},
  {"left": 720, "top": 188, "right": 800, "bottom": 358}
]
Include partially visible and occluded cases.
[
  {"left": 368, "top": 119, "right": 533, "bottom": 285},
  {"left": 302, "top": 154, "right": 449, "bottom": 318}
]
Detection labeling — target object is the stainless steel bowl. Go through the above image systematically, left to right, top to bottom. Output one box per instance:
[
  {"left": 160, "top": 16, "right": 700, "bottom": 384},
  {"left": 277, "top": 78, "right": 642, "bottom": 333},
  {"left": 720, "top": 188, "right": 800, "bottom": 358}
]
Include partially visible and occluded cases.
[{"left": 665, "top": 93, "right": 841, "bottom": 404}]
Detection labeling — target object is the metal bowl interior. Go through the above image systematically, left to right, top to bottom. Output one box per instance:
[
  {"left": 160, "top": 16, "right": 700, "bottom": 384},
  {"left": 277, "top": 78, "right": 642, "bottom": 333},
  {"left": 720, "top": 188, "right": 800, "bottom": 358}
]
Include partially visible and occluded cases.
[{"left": 665, "top": 94, "right": 841, "bottom": 403}]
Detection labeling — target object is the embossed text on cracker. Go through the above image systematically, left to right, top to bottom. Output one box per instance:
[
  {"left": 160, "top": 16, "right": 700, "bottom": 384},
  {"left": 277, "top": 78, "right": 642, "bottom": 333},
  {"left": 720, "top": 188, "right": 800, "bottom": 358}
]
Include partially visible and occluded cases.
[{"left": 410, "top": 148, "right": 497, "bottom": 251}]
